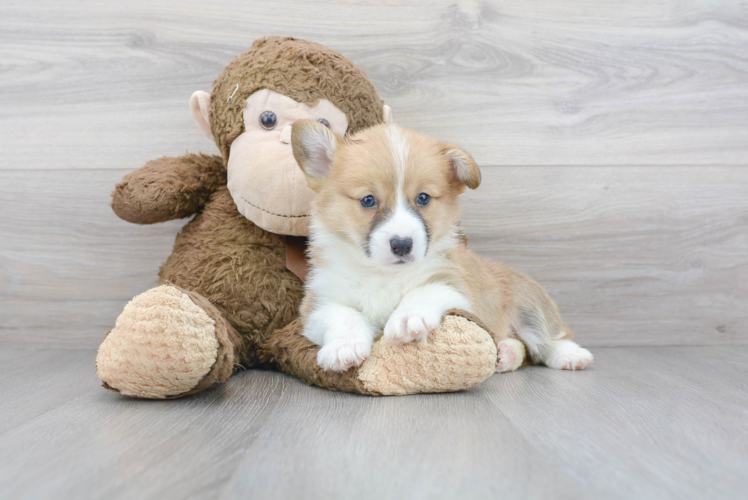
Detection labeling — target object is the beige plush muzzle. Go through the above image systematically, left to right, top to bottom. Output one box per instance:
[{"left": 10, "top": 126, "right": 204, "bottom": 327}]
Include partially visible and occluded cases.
[
  {"left": 226, "top": 89, "right": 349, "bottom": 236},
  {"left": 227, "top": 131, "right": 316, "bottom": 236}
]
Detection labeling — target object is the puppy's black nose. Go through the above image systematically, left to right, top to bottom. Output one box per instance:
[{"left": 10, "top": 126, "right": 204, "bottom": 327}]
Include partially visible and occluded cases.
[{"left": 390, "top": 237, "right": 413, "bottom": 257}]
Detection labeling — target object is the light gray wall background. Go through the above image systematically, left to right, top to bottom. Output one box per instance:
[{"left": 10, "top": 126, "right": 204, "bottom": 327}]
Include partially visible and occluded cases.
[{"left": 1, "top": 0, "right": 747, "bottom": 349}]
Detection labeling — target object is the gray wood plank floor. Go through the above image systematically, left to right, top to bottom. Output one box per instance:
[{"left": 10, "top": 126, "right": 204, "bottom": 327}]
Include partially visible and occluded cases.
[
  {"left": 2, "top": 0, "right": 748, "bottom": 349},
  {"left": 2, "top": 0, "right": 747, "bottom": 168},
  {"left": 2, "top": 1, "right": 747, "bottom": 498},
  {"left": 3, "top": 166, "right": 746, "bottom": 348},
  {"left": 0, "top": 346, "right": 746, "bottom": 500}
]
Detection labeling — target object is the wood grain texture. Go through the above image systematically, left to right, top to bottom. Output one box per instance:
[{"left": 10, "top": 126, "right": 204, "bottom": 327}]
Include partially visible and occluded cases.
[
  {"left": 1, "top": 0, "right": 747, "bottom": 170},
  {"left": 1, "top": 2, "right": 747, "bottom": 346},
  {"left": 2, "top": 2, "right": 747, "bottom": 499},
  {"left": 463, "top": 166, "right": 748, "bottom": 346},
  {"left": 2, "top": 167, "right": 746, "bottom": 348},
  {"left": 0, "top": 346, "right": 746, "bottom": 499},
  {"left": 0, "top": 349, "right": 99, "bottom": 435}
]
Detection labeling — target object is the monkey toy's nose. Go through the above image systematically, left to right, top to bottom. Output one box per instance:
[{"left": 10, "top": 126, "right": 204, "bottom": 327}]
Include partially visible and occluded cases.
[
  {"left": 279, "top": 125, "right": 292, "bottom": 144},
  {"left": 389, "top": 237, "right": 413, "bottom": 257}
]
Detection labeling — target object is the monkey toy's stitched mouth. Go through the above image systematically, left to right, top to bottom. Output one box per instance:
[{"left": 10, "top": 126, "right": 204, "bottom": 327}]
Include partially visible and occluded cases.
[{"left": 240, "top": 195, "right": 310, "bottom": 219}]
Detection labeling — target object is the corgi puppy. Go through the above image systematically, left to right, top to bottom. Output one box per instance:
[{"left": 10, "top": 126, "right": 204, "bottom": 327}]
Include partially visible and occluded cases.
[{"left": 291, "top": 121, "right": 593, "bottom": 373}]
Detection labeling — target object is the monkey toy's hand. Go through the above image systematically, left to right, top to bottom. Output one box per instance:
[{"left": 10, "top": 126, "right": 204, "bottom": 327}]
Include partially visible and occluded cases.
[{"left": 111, "top": 153, "right": 226, "bottom": 224}]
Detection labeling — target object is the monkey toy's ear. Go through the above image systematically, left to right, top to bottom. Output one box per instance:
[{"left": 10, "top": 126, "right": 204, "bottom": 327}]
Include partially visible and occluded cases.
[
  {"left": 189, "top": 90, "right": 214, "bottom": 141},
  {"left": 383, "top": 104, "right": 393, "bottom": 125}
]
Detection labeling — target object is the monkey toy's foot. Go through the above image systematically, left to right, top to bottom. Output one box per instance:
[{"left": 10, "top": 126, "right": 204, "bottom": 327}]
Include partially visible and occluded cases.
[
  {"left": 96, "top": 285, "right": 238, "bottom": 399},
  {"left": 266, "top": 310, "right": 498, "bottom": 395},
  {"left": 359, "top": 313, "right": 499, "bottom": 394}
]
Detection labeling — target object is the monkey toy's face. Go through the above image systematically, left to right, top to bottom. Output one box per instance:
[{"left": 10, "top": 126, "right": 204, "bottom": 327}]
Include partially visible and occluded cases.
[
  {"left": 191, "top": 88, "right": 350, "bottom": 236},
  {"left": 227, "top": 89, "right": 349, "bottom": 236}
]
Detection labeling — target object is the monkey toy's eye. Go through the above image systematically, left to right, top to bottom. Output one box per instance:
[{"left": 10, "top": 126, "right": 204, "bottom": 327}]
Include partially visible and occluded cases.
[
  {"left": 260, "top": 111, "right": 277, "bottom": 130},
  {"left": 318, "top": 118, "right": 330, "bottom": 128},
  {"left": 417, "top": 193, "right": 431, "bottom": 206},
  {"left": 360, "top": 195, "right": 376, "bottom": 208}
]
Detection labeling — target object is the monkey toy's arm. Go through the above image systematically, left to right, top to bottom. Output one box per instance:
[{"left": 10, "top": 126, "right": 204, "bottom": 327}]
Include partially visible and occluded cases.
[{"left": 111, "top": 153, "right": 226, "bottom": 224}]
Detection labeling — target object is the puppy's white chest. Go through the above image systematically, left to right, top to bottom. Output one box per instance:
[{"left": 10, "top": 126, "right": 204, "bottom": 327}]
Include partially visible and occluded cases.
[
  {"left": 311, "top": 266, "right": 418, "bottom": 328},
  {"left": 356, "top": 274, "right": 415, "bottom": 326}
]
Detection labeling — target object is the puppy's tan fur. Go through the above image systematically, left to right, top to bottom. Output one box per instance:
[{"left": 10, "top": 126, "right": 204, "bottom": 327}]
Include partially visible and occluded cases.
[
  {"left": 293, "top": 121, "right": 592, "bottom": 371},
  {"left": 298, "top": 126, "right": 468, "bottom": 273}
]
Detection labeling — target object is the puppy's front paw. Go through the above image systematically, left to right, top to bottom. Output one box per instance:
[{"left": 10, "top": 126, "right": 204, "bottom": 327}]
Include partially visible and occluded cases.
[
  {"left": 384, "top": 308, "right": 442, "bottom": 344},
  {"left": 317, "top": 337, "right": 372, "bottom": 372}
]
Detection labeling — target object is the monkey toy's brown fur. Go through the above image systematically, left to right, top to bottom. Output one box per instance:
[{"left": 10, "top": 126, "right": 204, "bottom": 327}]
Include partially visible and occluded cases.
[{"left": 95, "top": 37, "right": 498, "bottom": 399}]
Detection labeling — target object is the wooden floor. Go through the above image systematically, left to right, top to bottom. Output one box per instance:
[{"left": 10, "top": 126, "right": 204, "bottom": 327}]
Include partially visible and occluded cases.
[
  {"left": 2, "top": 0, "right": 747, "bottom": 348},
  {"left": 2, "top": 1, "right": 747, "bottom": 499},
  {"left": 0, "top": 346, "right": 746, "bottom": 500}
]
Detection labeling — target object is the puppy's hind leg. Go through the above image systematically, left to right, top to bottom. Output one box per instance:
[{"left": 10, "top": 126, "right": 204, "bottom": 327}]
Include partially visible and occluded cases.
[
  {"left": 510, "top": 279, "right": 593, "bottom": 371},
  {"left": 495, "top": 338, "right": 526, "bottom": 373},
  {"left": 544, "top": 339, "right": 594, "bottom": 371}
]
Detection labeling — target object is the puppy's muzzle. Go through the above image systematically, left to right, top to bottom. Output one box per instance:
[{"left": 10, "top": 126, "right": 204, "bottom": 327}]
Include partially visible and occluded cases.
[{"left": 389, "top": 236, "right": 413, "bottom": 257}]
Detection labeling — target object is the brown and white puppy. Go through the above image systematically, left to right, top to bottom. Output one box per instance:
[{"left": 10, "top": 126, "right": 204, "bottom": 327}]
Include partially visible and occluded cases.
[{"left": 292, "top": 121, "right": 593, "bottom": 373}]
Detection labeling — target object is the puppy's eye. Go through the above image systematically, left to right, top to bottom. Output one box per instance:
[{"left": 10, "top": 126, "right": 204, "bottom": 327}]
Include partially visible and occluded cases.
[
  {"left": 260, "top": 111, "right": 277, "bottom": 130},
  {"left": 318, "top": 118, "right": 330, "bottom": 128},
  {"left": 417, "top": 193, "right": 431, "bottom": 206},
  {"left": 360, "top": 195, "right": 376, "bottom": 208}
]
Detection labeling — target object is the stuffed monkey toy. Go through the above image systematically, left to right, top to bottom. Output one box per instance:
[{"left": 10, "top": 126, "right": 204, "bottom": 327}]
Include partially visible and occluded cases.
[{"left": 95, "top": 37, "right": 499, "bottom": 399}]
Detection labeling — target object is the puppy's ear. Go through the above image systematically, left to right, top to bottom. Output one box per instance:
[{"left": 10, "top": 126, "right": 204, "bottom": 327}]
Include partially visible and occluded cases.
[
  {"left": 383, "top": 104, "right": 393, "bottom": 124},
  {"left": 292, "top": 120, "right": 341, "bottom": 191},
  {"left": 443, "top": 145, "right": 481, "bottom": 189}
]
